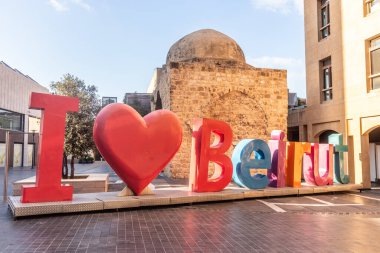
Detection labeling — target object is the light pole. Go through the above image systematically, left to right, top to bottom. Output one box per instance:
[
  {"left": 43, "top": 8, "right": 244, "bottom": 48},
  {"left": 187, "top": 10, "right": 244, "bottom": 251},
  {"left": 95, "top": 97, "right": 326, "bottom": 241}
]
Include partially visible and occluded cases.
[
  {"left": 31, "top": 130, "right": 36, "bottom": 169},
  {"left": 3, "top": 131, "right": 10, "bottom": 202}
]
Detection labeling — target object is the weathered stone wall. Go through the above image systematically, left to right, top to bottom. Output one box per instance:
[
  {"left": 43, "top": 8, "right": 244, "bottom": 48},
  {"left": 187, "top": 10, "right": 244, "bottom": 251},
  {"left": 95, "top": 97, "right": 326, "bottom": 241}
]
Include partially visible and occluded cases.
[
  {"left": 153, "top": 59, "right": 287, "bottom": 178},
  {"left": 152, "top": 66, "right": 170, "bottom": 111}
]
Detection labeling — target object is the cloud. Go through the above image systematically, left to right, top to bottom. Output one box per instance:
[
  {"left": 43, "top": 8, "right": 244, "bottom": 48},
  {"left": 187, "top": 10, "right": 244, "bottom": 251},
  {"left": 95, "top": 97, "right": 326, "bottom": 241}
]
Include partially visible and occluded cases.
[
  {"left": 48, "top": 0, "right": 92, "bottom": 12},
  {"left": 48, "top": 0, "right": 68, "bottom": 12},
  {"left": 71, "top": 0, "right": 92, "bottom": 11},
  {"left": 250, "top": 0, "right": 304, "bottom": 15},
  {"left": 293, "top": 0, "right": 304, "bottom": 15},
  {"left": 248, "top": 56, "right": 306, "bottom": 97},
  {"left": 250, "top": 56, "right": 303, "bottom": 68}
]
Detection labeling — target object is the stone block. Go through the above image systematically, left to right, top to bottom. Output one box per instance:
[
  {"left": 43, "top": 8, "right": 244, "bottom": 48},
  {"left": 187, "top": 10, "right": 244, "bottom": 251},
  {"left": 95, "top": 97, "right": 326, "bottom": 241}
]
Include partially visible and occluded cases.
[
  {"left": 298, "top": 186, "right": 315, "bottom": 195},
  {"left": 312, "top": 186, "right": 332, "bottom": 194},
  {"left": 263, "top": 187, "right": 298, "bottom": 197},
  {"left": 219, "top": 189, "right": 245, "bottom": 200},
  {"left": 243, "top": 189, "right": 265, "bottom": 199},
  {"left": 192, "top": 192, "right": 223, "bottom": 202},
  {"left": 97, "top": 193, "right": 141, "bottom": 209},
  {"left": 62, "top": 194, "right": 103, "bottom": 213},
  {"left": 134, "top": 194, "right": 171, "bottom": 206},
  {"left": 170, "top": 194, "right": 197, "bottom": 205},
  {"left": 8, "top": 196, "right": 63, "bottom": 217}
]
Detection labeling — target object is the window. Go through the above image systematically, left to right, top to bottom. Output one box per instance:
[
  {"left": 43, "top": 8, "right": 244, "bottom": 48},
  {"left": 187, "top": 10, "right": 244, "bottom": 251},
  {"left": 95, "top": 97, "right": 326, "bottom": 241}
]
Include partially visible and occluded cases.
[
  {"left": 320, "top": 0, "right": 330, "bottom": 39},
  {"left": 366, "top": 0, "right": 380, "bottom": 14},
  {"left": 370, "top": 37, "right": 380, "bottom": 89},
  {"left": 321, "top": 57, "right": 332, "bottom": 101},
  {"left": 101, "top": 97, "right": 117, "bottom": 107},
  {"left": 0, "top": 109, "right": 23, "bottom": 131},
  {"left": 28, "top": 116, "right": 40, "bottom": 132},
  {"left": 287, "top": 126, "right": 299, "bottom": 142}
]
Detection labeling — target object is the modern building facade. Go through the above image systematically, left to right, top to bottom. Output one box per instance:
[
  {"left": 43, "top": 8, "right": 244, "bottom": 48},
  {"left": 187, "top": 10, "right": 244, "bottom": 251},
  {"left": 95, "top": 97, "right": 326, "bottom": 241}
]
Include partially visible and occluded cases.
[
  {"left": 288, "top": 0, "right": 380, "bottom": 187},
  {"left": 0, "top": 61, "right": 49, "bottom": 167},
  {"left": 101, "top": 97, "right": 117, "bottom": 107}
]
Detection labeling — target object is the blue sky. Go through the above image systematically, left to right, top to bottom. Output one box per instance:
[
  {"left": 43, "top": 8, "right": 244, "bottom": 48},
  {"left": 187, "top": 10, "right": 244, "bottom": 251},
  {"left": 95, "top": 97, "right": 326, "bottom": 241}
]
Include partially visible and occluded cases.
[{"left": 0, "top": 0, "right": 305, "bottom": 102}]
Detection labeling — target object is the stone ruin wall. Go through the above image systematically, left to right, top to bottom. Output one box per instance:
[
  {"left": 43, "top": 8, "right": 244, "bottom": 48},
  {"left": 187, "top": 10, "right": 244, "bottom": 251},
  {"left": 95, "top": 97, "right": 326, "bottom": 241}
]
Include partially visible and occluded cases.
[
  {"left": 153, "top": 60, "right": 287, "bottom": 179},
  {"left": 152, "top": 67, "right": 170, "bottom": 110}
]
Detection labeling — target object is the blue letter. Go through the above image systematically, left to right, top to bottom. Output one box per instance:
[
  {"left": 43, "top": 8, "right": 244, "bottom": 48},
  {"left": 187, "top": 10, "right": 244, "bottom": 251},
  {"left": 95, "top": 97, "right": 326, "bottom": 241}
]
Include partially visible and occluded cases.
[{"left": 232, "top": 139, "right": 271, "bottom": 189}]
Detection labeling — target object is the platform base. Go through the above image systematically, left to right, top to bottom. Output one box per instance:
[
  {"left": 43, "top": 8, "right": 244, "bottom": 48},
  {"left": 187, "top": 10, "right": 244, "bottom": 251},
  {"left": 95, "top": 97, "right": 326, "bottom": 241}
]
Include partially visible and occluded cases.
[{"left": 8, "top": 183, "right": 363, "bottom": 217}]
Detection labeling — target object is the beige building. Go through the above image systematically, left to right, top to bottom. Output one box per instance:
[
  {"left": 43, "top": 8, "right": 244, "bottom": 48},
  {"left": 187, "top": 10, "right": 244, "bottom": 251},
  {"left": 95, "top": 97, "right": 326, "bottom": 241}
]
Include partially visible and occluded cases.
[
  {"left": 288, "top": 0, "right": 380, "bottom": 188},
  {"left": 149, "top": 29, "right": 288, "bottom": 178},
  {"left": 0, "top": 61, "right": 49, "bottom": 167}
]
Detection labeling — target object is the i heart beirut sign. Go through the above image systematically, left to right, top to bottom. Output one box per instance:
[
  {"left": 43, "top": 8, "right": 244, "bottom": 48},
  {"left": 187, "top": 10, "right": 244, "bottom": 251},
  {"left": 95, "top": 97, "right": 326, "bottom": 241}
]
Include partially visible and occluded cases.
[{"left": 20, "top": 93, "right": 349, "bottom": 203}]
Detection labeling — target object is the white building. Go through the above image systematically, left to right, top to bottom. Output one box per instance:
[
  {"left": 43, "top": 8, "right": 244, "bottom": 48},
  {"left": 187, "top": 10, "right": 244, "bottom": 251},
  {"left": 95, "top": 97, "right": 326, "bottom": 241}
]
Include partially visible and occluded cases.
[{"left": 0, "top": 61, "right": 49, "bottom": 167}]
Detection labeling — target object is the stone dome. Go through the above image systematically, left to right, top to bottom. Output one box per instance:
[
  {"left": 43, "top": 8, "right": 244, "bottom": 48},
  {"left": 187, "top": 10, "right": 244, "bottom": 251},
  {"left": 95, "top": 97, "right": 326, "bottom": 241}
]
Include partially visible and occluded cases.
[{"left": 166, "top": 29, "right": 246, "bottom": 64}]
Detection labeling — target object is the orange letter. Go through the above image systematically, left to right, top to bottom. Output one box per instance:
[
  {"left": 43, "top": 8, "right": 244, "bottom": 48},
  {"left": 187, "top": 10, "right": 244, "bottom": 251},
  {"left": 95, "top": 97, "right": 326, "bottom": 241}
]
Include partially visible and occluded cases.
[{"left": 286, "top": 142, "right": 311, "bottom": 187}]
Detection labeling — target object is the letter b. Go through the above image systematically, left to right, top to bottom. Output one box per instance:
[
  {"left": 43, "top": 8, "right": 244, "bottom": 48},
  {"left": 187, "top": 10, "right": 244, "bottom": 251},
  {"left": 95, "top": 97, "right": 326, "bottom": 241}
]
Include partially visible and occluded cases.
[{"left": 189, "top": 118, "right": 233, "bottom": 192}]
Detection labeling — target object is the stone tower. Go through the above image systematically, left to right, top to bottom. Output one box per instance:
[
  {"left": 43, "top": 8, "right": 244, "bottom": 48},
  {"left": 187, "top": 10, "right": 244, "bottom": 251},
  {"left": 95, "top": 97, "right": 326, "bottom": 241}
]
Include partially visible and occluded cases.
[{"left": 149, "top": 29, "right": 288, "bottom": 179}]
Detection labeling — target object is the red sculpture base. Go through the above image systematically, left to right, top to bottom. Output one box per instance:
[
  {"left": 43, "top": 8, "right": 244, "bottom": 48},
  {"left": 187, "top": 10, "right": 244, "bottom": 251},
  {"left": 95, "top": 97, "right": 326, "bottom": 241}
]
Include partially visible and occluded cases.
[{"left": 21, "top": 184, "right": 73, "bottom": 203}]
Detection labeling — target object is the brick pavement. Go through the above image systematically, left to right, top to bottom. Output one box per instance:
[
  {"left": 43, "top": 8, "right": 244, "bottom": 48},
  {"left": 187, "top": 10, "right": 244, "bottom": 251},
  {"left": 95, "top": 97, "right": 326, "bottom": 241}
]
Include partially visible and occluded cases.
[
  {"left": 1, "top": 163, "right": 380, "bottom": 252},
  {"left": 1, "top": 196, "right": 380, "bottom": 253}
]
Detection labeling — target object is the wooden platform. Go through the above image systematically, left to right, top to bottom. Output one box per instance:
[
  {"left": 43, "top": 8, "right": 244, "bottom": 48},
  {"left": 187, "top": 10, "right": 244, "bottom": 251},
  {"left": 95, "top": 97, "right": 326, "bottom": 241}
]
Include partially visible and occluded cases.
[{"left": 8, "top": 183, "right": 363, "bottom": 217}]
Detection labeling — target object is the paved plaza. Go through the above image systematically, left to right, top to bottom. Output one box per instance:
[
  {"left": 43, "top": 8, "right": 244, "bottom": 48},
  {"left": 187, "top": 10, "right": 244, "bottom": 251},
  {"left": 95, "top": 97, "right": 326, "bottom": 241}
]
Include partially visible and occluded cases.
[{"left": 1, "top": 163, "right": 380, "bottom": 252}]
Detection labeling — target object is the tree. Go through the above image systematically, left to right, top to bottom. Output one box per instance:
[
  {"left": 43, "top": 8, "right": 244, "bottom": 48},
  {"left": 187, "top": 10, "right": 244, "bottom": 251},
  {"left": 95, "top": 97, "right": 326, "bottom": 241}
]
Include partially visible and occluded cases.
[{"left": 50, "top": 74, "right": 101, "bottom": 179}]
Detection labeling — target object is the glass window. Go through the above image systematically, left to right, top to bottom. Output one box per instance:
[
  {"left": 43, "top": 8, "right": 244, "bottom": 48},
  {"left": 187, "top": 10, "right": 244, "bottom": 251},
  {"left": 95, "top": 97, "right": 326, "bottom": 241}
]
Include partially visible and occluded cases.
[
  {"left": 320, "top": 0, "right": 330, "bottom": 39},
  {"left": 367, "top": 0, "right": 380, "bottom": 14},
  {"left": 321, "top": 7, "right": 328, "bottom": 26},
  {"left": 370, "top": 37, "right": 380, "bottom": 90},
  {"left": 371, "top": 37, "right": 380, "bottom": 48},
  {"left": 371, "top": 48, "right": 380, "bottom": 74},
  {"left": 321, "top": 57, "right": 332, "bottom": 101},
  {"left": 323, "top": 68, "right": 331, "bottom": 89},
  {"left": 373, "top": 76, "right": 380, "bottom": 89},
  {"left": 324, "top": 89, "right": 332, "bottom": 101},
  {"left": 102, "top": 97, "right": 117, "bottom": 107},
  {"left": 0, "top": 109, "right": 23, "bottom": 131},
  {"left": 28, "top": 116, "right": 40, "bottom": 133}
]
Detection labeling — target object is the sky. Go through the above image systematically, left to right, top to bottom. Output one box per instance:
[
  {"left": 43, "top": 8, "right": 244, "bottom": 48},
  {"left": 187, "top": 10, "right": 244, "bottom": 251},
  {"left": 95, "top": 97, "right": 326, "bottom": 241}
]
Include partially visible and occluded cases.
[{"left": 0, "top": 0, "right": 306, "bottom": 102}]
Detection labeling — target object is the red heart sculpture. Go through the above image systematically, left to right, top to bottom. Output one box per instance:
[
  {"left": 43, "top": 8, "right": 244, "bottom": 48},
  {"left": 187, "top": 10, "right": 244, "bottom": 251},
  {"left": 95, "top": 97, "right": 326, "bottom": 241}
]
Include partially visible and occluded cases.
[{"left": 93, "top": 104, "right": 182, "bottom": 195}]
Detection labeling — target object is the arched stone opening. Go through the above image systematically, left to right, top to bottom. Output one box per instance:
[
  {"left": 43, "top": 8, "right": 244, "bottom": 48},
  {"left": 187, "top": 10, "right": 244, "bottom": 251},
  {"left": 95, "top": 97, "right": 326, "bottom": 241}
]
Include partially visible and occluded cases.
[
  {"left": 205, "top": 90, "right": 268, "bottom": 146},
  {"left": 155, "top": 91, "right": 163, "bottom": 110},
  {"left": 360, "top": 117, "right": 380, "bottom": 188},
  {"left": 368, "top": 127, "right": 380, "bottom": 183},
  {"left": 317, "top": 130, "right": 339, "bottom": 143}
]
